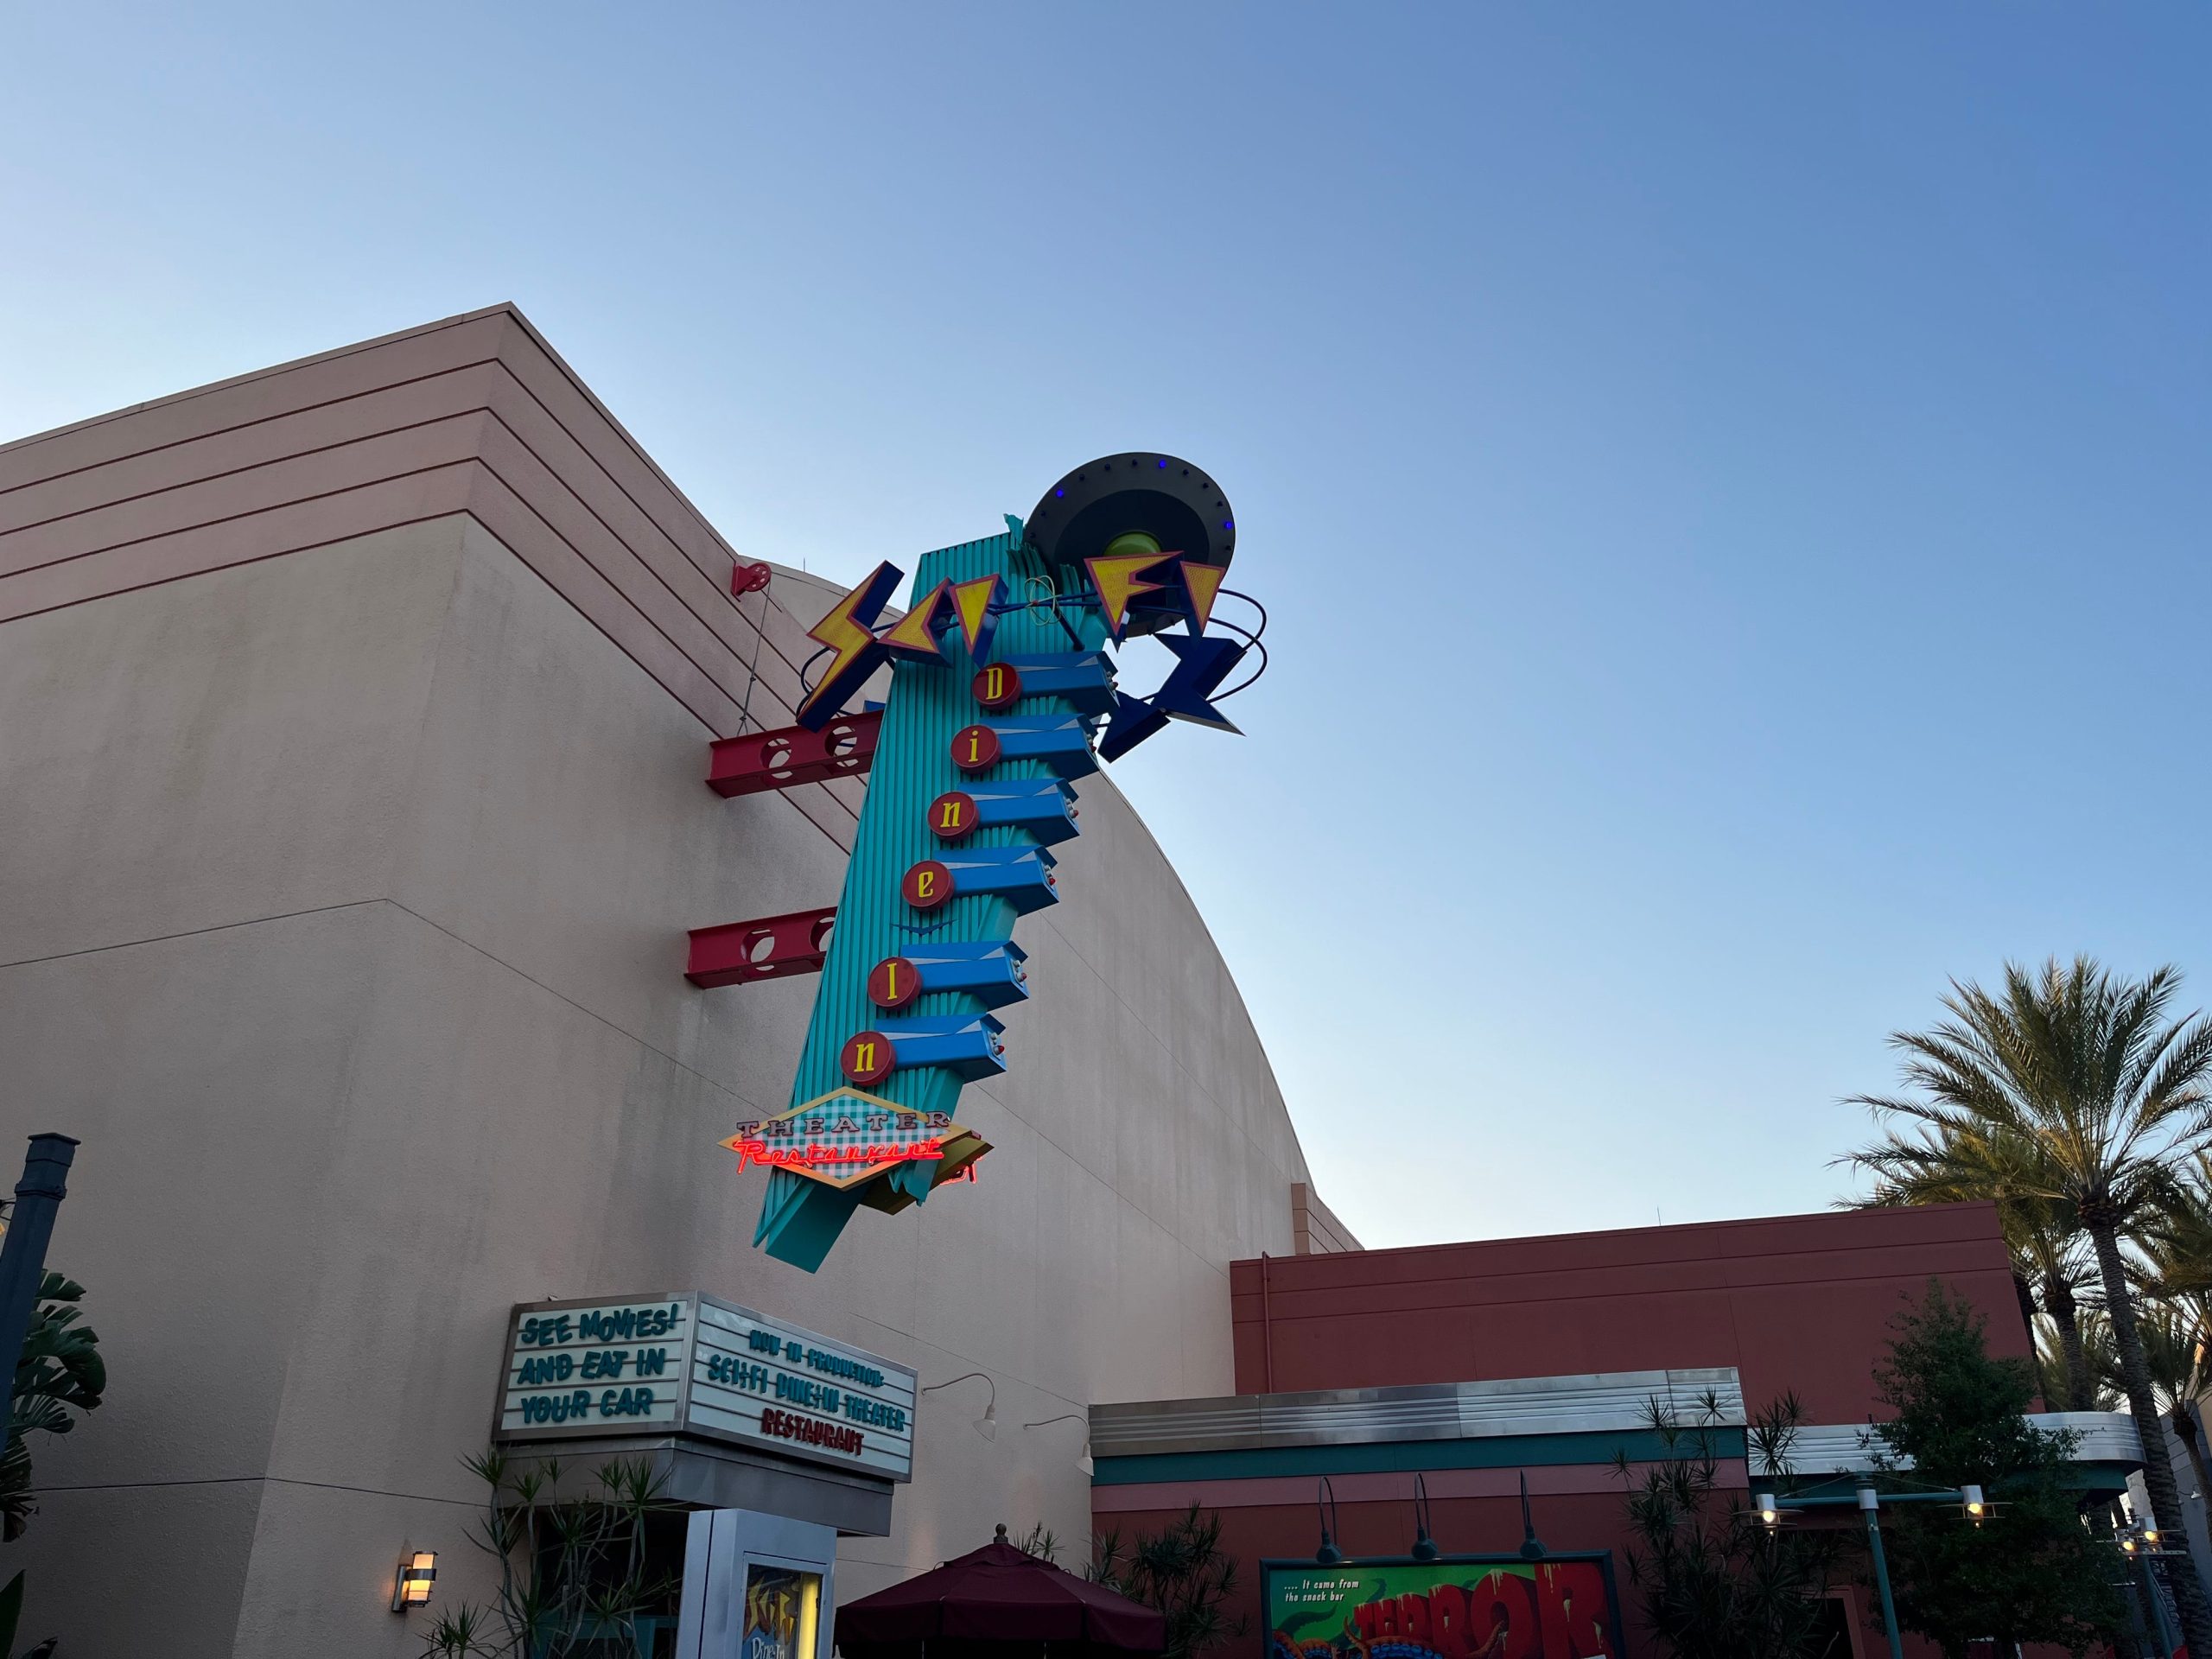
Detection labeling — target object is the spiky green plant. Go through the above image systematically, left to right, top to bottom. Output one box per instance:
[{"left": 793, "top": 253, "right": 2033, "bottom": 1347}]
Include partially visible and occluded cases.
[
  {"left": 1611, "top": 1389, "right": 1842, "bottom": 1658},
  {"left": 420, "top": 1449, "right": 677, "bottom": 1659},
  {"left": 1091, "top": 1504, "right": 1244, "bottom": 1659}
]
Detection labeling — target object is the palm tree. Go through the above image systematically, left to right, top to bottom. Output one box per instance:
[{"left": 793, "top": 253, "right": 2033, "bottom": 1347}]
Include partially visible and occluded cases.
[
  {"left": 1847, "top": 956, "right": 2212, "bottom": 1656},
  {"left": 1848, "top": 1123, "right": 2096, "bottom": 1409},
  {"left": 2139, "top": 1152, "right": 2212, "bottom": 1299},
  {"left": 2133, "top": 1156, "right": 2212, "bottom": 1507},
  {"left": 2133, "top": 1296, "right": 2212, "bottom": 1510},
  {"left": 2037, "top": 1306, "right": 2119, "bottom": 1413}
]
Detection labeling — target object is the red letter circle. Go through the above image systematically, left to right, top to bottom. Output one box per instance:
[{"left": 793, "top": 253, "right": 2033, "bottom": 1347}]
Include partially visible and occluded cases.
[
  {"left": 972, "top": 663, "right": 1023, "bottom": 710},
  {"left": 950, "top": 724, "right": 1001, "bottom": 773},
  {"left": 929, "top": 790, "right": 979, "bottom": 842},
  {"left": 903, "top": 859, "right": 954, "bottom": 910},
  {"left": 868, "top": 956, "right": 921, "bottom": 1010},
  {"left": 840, "top": 1030, "right": 894, "bottom": 1085}
]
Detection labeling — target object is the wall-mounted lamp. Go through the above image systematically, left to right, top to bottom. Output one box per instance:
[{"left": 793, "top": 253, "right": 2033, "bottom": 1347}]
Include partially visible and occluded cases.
[
  {"left": 923, "top": 1371, "right": 997, "bottom": 1442},
  {"left": 1022, "top": 1413, "right": 1094, "bottom": 1476},
  {"left": 1516, "top": 1471, "right": 1548, "bottom": 1561},
  {"left": 1408, "top": 1472, "right": 1439, "bottom": 1562},
  {"left": 1314, "top": 1477, "right": 1344, "bottom": 1566},
  {"left": 391, "top": 1550, "right": 436, "bottom": 1611}
]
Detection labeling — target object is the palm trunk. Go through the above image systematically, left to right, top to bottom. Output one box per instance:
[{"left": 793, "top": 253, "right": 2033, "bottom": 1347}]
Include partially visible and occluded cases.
[
  {"left": 2088, "top": 1217, "right": 2212, "bottom": 1656},
  {"left": 2044, "top": 1275, "right": 2093, "bottom": 1414},
  {"left": 2173, "top": 1404, "right": 2212, "bottom": 1510}
]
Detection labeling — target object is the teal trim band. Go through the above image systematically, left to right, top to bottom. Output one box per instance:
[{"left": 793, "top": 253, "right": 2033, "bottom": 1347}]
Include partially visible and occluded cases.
[{"left": 1090, "top": 1428, "right": 1745, "bottom": 1485}]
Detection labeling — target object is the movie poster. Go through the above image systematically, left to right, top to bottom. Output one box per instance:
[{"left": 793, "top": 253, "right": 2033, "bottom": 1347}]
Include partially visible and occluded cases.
[
  {"left": 1266, "top": 1558, "right": 1622, "bottom": 1659},
  {"left": 741, "top": 1565, "right": 822, "bottom": 1659}
]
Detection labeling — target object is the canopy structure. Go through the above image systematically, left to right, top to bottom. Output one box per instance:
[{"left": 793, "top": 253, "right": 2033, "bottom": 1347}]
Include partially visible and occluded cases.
[{"left": 835, "top": 1528, "right": 1167, "bottom": 1659}]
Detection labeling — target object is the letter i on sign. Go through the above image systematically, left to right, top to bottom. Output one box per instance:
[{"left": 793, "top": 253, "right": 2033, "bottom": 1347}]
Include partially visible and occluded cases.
[
  {"left": 950, "top": 725, "right": 1001, "bottom": 773},
  {"left": 868, "top": 956, "right": 920, "bottom": 1010}
]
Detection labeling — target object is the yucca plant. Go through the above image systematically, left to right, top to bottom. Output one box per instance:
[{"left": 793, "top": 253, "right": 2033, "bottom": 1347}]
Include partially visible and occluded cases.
[
  {"left": 1612, "top": 1390, "right": 1843, "bottom": 1659},
  {"left": 421, "top": 1449, "right": 678, "bottom": 1659},
  {"left": 1091, "top": 1504, "right": 1244, "bottom": 1659}
]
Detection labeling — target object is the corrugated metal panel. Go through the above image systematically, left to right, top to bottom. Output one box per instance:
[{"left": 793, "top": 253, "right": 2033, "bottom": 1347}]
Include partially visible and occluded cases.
[
  {"left": 1090, "top": 1368, "right": 1745, "bottom": 1458},
  {"left": 1751, "top": 1410, "right": 2145, "bottom": 1475}
]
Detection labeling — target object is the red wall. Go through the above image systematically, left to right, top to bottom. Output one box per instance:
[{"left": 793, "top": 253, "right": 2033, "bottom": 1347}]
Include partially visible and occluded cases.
[
  {"left": 1230, "top": 1201, "right": 2029, "bottom": 1422},
  {"left": 1103, "top": 1205, "right": 2031, "bottom": 1658},
  {"left": 1095, "top": 1489, "right": 1889, "bottom": 1659}
]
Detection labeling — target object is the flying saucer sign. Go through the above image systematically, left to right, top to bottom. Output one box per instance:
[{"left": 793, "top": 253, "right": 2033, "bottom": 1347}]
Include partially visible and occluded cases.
[{"left": 736, "top": 454, "right": 1266, "bottom": 1271}]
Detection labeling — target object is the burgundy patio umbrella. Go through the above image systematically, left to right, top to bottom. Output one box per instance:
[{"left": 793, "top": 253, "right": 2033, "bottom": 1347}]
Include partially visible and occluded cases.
[{"left": 835, "top": 1526, "right": 1167, "bottom": 1659}]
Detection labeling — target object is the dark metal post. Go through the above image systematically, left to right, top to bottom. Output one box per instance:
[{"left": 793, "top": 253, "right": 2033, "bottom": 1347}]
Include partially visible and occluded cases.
[
  {"left": 0, "top": 1135, "right": 79, "bottom": 1422},
  {"left": 1858, "top": 1484, "right": 1904, "bottom": 1659},
  {"left": 2139, "top": 1549, "right": 2178, "bottom": 1658}
]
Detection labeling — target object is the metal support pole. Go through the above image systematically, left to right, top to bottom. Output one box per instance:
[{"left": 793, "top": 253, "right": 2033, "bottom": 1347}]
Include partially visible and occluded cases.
[
  {"left": 0, "top": 1135, "right": 79, "bottom": 1424},
  {"left": 1859, "top": 1484, "right": 1904, "bottom": 1659},
  {"left": 2139, "top": 1551, "right": 2178, "bottom": 1659}
]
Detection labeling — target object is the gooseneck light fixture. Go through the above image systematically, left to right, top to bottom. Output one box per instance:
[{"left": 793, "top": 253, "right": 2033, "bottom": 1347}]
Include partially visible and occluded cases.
[
  {"left": 922, "top": 1371, "right": 997, "bottom": 1442},
  {"left": 1022, "top": 1412, "right": 1094, "bottom": 1476},
  {"left": 1516, "top": 1471, "right": 1548, "bottom": 1561},
  {"left": 1408, "top": 1472, "right": 1440, "bottom": 1562},
  {"left": 1314, "top": 1477, "right": 1344, "bottom": 1566},
  {"left": 391, "top": 1550, "right": 436, "bottom": 1611}
]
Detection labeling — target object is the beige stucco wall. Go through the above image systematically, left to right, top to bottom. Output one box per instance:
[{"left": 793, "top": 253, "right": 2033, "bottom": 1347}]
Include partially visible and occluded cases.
[{"left": 0, "top": 507, "right": 1315, "bottom": 1655}]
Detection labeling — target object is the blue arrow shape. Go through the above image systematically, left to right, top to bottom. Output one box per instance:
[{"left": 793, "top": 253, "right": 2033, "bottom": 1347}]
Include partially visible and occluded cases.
[{"left": 1150, "top": 634, "right": 1245, "bottom": 734}]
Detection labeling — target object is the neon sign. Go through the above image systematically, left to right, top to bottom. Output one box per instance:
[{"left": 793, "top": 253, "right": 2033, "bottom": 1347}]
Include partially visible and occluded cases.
[
  {"left": 733, "top": 454, "right": 1266, "bottom": 1269},
  {"left": 721, "top": 1090, "right": 986, "bottom": 1191}
]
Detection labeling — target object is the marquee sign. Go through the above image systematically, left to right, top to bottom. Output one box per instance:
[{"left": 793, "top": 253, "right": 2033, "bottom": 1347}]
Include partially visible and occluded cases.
[
  {"left": 734, "top": 454, "right": 1267, "bottom": 1271},
  {"left": 494, "top": 1293, "right": 918, "bottom": 1482}
]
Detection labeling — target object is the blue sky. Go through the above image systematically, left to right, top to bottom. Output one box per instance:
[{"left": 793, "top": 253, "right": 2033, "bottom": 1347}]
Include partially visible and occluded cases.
[{"left": 5, "top": 4, "right": 2206, "bottom": 1248}]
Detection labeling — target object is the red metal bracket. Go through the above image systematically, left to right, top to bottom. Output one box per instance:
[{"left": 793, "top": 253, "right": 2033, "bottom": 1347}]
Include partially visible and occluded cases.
[
  {"left": 708, "top": 710, "right": 882, "bottom": 798},
  {"left": 686, "top": 906, "right": 837, "bottom": 988}
]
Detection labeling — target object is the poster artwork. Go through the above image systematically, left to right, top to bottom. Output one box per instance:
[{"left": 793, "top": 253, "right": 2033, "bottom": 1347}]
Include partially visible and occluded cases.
[
  {"left": 1267, "top": 1559, "right": 1621, "bottom": 1659},
  {"left": 742, "top": 1565, "right": 820, "bottom": 1659}
]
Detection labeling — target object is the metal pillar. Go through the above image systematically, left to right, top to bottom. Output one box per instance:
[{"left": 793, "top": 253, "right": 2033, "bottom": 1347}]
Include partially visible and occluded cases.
[
  {"left": 0, "top": 1134, "right": 79, "bottom": 1422},
  {"left": 1858, "top": 1484, "right": 1904, "bottom": 1659},
  {"left": 2138, "top": 1548, "right": 2179, "bottom": 1658}
]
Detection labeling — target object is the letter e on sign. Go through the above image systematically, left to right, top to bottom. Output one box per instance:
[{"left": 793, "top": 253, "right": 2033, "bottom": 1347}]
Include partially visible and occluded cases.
[
  {"left": 972, "top": 663, "right": 1022, "bottom": 711},
  {"left": 950, "top": 724, "right": 1001, "bottom": 773},
  {"left": 929, "top": 791, "right": 978, "bottom": 843},
  {"left": 902, "top": 860, "right": 953, "bottom": 911},
  {"left": 868, "top": 956, "right": 921, "bottom": 1011},
  {"left": 841, "top": 1031, "right": 895, "bottom": 1085}
]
